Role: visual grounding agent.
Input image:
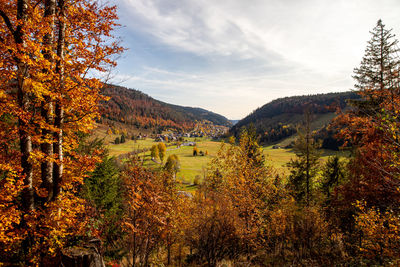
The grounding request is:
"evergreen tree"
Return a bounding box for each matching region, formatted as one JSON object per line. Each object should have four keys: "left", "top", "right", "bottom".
{"left": 287, "top": 110, "right": 320, "bottom": 206}
{"left": 321, "top": 156, "right": 345, "bottom": 201}
{"left": 115, "top": 137, "right": 120, "bottom": 144}
{"left": 120, "top": 134, "right": 126, "bottom": 143}
{"left": 352, "top": 19, "right": 400, "bottom": 113}
{"left": 84, "top": 156, "right": 124, "bottom": 258}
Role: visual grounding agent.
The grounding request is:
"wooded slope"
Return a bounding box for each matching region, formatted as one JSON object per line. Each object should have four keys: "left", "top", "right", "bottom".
{"left": 230, "top": 92, "right": 360, "bottom": 145}
{"left": 100, "top": 84, "right": 232, "bottom": 131}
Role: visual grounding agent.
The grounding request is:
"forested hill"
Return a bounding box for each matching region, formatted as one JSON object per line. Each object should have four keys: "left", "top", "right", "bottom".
{"left": 230, "top": 91, "right": 360, "bottom": 144}
{"left": 100, "top": 84, "right": 232, "bottom": 131}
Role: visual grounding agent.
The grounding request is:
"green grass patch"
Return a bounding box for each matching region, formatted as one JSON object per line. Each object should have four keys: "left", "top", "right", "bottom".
{"left": 104, "top": 133, "right": 349, "bottom": 187}
{"left": 137, "top": 139, "right": 223, "bottom": 184}
{"left": 107, "top": 138, "right": 157, "bottom": 157}
{"left": 263, "top": 145, "right": 350, "bottom": 175}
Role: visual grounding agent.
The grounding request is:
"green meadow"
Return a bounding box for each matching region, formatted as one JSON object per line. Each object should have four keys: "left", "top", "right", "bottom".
{"left": 106, "top": 137, "right": 348, "bottom": 187}
{"left": 107, "top": 138, "right": 156, "bottom": 157}
{"left": 136, "top": 140, "right": 223, "bottom": 184}
{"left": 263, "top": 145, "right": 349, "bottom": 176}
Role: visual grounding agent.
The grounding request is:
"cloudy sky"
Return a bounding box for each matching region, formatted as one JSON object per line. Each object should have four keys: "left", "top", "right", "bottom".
{"left": 109, "top": 0, "right": 400, "bottom": 119}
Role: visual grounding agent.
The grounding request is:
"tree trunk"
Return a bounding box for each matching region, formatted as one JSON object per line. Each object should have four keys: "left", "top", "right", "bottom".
{"left": 15, "top": 0, "right": 34, "bottom": 211}
{"left": 19, "top": 118, "right": 33, "bottom": 210}
{"left": 53, "top": 103, "right": 64, "bottom": 198}
{"left": 53, "top": 0, "right": 66, "bottom": 200}
{"left": 40, "top": 99, "right": 54, "bottom": 201}
{"left": 40, "top": 0, "right": 56, "bottom": 201}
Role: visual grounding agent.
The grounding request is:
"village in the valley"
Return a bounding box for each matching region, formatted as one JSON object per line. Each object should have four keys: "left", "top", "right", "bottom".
{"left": 154, "top": 120, "right": 229, "bottom": 143}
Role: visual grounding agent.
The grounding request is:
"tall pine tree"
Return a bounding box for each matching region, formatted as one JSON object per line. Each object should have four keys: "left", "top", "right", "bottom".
{"left": 352, "top": 19, "right": 400, "bottom": 114}
{"left": 287, "top": 109, "right": 320, "bottom": 206}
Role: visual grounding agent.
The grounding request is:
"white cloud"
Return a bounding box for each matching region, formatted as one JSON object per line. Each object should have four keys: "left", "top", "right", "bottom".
{"left": 119, "top": 0, "right": 400, "bottom": 67}
{"left": 112, "top": 65, "right": 352, "bottom": 119}
{"left": 111, "top": 0, "right": 400, "bottom": 118}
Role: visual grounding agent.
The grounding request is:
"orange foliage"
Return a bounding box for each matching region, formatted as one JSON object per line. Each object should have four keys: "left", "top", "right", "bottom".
{"left": 333, "top": 20, "right": 400, "bottom": 210}
{"left": 0, "top": 0, "right": 122, "bottom": 264}
{"left": 355, "top": 201, "right": 400, "bottom": 264}
{"left": 122, "top": 158, "right": 174, "bottom": 265}
{"left": 331, "top": 20, "right": 400, "bottom": 264}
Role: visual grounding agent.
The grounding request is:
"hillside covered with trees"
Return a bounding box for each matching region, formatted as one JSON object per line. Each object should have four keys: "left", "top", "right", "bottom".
{"left": 1, "top": 0, "right": 400, "bottom": 266}
{"left": 230, "top": 92, "right": 360, "bottom": 145}
{"left": 101, "top": 84, "right": 232, "bottom": 131}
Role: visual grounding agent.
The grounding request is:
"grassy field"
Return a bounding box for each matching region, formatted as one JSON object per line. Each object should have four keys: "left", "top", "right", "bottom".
{"left": 138, "top": 140, "right": 223, "bottom": 183}
{"left": 104, "top": 134, "right": 348, "bottom": 189}
{"left": 276, "top": 112, "right": 337, "bottom": 148}
{"left": 107, "top": 138, "right": 156, "bottom": 157}
{"left": 263, "top": 145, "right": 349, "bottom": 175}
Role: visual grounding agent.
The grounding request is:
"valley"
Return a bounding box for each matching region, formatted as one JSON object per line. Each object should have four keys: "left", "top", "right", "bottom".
{"left": 94, "top": 86, "right": 353, "bottom": 188}
{"left": 2, "top": 1, "right": 399, "bottom": 265}
{"left": 104, "top": 135, "right": 347, "bottom": 185}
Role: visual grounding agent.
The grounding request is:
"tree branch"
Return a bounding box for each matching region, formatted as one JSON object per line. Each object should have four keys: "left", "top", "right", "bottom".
{"left": 0, "top": 10, "right": 15, "bottom": 36}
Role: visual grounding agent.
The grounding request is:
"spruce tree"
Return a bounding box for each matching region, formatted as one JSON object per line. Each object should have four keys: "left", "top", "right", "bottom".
{"left": 321, "top": 156, "right": 345, "bottom": 201}
{"left": 287, "top": 109, "right": 320, "bottom": 206}
{"left": 84, "top": 156, "right": 124, "bottom": 257}
{"left": 352, "top": 19, "right": 400, "bottom": 113}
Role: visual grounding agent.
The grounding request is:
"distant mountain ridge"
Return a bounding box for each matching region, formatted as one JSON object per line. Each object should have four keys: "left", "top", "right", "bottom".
{"left": 100, "top": 84, "right": 232, "bottom": 131}
{"left": 230, "top": 91, "right": 360, "bottom": 146}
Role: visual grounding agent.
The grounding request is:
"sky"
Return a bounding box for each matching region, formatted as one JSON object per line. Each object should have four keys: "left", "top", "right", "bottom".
{"left": 108, "top": 0, "right": 400, "bottom": 120}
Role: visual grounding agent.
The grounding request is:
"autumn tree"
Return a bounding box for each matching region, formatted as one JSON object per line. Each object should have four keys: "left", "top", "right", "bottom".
{"left": 185, "top": 192, "right": 242, "bottom": 266}
{"left": 332, "top": 20, "right": 400, "bottom": 264}
{"left": 157, "top": 142, "right": 167, "bottom": 162}
{"left": 150, "top": 144, "right": 159, "bottom": 160}
{"left": 354, "top": 201, "right": 400, "bottom": 265}
{"left": 164, "top": 154, "right": 180, "bottom": 179}
{"left": 334, "top": 20, "right": 400, "bottom": 209}
{"left": 0, "top": 0, "right": 123, "bottom": 264}
{"left": 122, "top": 158, "right": 176, "bottom": 266}
{"left": 204, "top": 128, "right": 276, "bottom": 261}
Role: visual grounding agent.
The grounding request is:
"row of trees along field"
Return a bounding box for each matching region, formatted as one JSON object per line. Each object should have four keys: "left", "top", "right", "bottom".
{"left": 1, "top": 2, "right": 400, "bottom": 265}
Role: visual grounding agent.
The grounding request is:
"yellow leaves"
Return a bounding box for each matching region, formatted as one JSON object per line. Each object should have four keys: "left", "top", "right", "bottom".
{"left": 0, "top": 0, "right": 124, "bottom": 262}
{"left": 0, "top": 165, "right": 23, "bottom": 250}
{"left": 0, "top": 90, "right": 7, "bottom": 100}
{"left": 355, "top": 202, "right": 400, "bottom": 259}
